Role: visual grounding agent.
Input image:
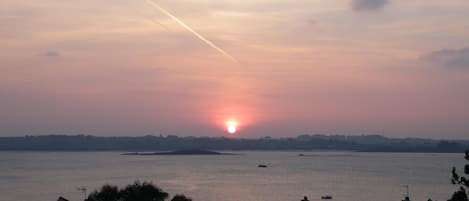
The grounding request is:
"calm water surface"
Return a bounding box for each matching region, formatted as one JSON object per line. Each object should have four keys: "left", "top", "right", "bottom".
{"left": 0, "top": 151, "right": 463, "bottom": 201}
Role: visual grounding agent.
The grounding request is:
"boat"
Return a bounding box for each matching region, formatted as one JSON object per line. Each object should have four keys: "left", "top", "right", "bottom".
{"left": 321, "top": 195, "right": 333, "bottom": 200}
{"left": 258, "top": 164, "right": 268, "bottom": 168}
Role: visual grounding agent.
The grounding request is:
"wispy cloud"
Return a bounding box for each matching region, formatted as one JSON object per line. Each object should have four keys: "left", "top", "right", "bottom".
{"left": 144, "top": 0, "right": 238, "bottom": 63}
{"left": 423, "top": 47, "right": 469, "bottom": 68}
{"left": 351, "top": 0, "right": 389, "bottom": 11}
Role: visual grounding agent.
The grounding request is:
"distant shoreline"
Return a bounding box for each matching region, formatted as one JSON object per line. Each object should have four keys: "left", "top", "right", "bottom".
{"left": 0, "top": 134, "right": 467, "bottom": 153}
{"left": 121, "top": 149, "right": 237, "bottom": 155}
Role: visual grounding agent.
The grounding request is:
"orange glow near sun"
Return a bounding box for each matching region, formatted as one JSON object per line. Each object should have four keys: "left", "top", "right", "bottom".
{"left": 226, "top": 120, "right": 238, "bottom": 134}
{"left": 214, "top": 106, "right": 257, "bottom": 135}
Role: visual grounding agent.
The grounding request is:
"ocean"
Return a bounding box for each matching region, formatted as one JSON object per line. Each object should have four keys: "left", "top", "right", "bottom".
{"left": 0, "top": 151, "right": 464, "bottom": 201}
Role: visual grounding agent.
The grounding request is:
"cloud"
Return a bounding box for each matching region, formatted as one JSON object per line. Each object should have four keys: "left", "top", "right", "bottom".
{"left": 351, "top": 0, "right": 389, "bottom": 11}
{"left": 423, "top": 47, "right": 469, "bottom": 68}
{"left": 42, "top": 51, "right": 60, "bottom": 57}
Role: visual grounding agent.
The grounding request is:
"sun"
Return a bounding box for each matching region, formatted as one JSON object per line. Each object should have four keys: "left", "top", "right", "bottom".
{"left": 227, "top": 125, "right": 237, "bottom": 134}
{"left": 226, "top": 120, "right": 238, "bottom": 134}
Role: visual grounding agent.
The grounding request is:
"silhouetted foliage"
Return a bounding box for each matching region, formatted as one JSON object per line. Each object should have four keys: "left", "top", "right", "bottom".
{"left": 171, "top": 194, "right": 192, "bottom": 201}
{"left": 84, "top": 181, "right": 187, "bottom": 201}
{"left": 86, "top": 185, "right": 119, "bottom": 201}
{"left": 449, "top": 187, "right": 468, "bottom": 201}
{"left": 120, "top": 181, "right": 168, "bottom": 201}
{"left": 448, "top": 151, "right": 469, "bottom": 201}
{"left": 57, "top": 197, "right": 69, "bottom": 201}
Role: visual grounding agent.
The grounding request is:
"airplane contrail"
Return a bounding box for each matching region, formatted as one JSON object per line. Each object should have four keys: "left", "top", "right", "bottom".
{"left": 144, "top": 0, "right": 238, "bottom": 63}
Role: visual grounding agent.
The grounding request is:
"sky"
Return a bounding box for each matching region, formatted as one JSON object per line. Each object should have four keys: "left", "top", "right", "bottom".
{"left": 1, "top": 0, "right": 469, "bottom": 139}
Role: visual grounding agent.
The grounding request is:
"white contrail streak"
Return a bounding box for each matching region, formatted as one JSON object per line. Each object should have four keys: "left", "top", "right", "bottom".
{"left": 145, "top": 0, "right": 238, "bottom": 63}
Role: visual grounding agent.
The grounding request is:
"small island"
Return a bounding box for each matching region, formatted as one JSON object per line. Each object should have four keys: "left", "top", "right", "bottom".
{"left": 121, "top": 149, "right": 235, "bottom": 155}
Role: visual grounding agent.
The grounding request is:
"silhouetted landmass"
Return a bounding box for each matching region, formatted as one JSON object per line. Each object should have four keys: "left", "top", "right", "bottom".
{"left": 122, "top": 149, "right": 234, "bottom": 155}
{"left": 0, "top": 134, "right": 468, "bottom": 153}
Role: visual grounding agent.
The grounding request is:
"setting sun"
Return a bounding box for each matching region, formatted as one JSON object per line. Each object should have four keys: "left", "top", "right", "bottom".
{"left": 226, "top": 120, "right": 238, "bottom": 134}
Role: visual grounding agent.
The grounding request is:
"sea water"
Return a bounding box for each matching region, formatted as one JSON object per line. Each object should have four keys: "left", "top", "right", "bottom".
{"left": 0, "top": 151, "right": 463, "bottom": 201}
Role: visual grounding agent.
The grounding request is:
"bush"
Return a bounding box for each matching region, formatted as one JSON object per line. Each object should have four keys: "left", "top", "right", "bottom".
{"left": 86, "top": 185, "right": 119, "bottom": 201}
{"left": 119, "top": 181, "right": 168, "bottom": 201}
{"left": 171, "top": 194, "right": 193, "bottom": 201}
{"left": 449, "top": 151, "right": 469, "bottom": 201}
{"left": 85, "top": 181, "right": 187, "bottom": 201}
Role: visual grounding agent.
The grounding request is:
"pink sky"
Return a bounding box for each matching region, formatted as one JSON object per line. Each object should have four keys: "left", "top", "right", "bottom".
{"left": 1, "top": 0, "right": 469, "bottom": 138}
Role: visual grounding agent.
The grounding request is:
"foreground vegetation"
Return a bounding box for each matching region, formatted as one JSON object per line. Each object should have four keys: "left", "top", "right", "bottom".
{"left": 448, "top": 151, "right": 469, "bottom": 201}
{"left": 85, "top": 181, "right": 191, "bottom": 201}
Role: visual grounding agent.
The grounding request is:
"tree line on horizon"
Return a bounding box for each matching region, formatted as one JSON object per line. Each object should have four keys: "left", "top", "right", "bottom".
{"left": 1, "top": 134, "right": 468, "bottom": 152}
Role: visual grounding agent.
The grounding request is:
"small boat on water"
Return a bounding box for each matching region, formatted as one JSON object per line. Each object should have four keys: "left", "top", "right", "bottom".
{"left": 321, "top": 195, "right": 333, "bottom": 200}
{"left": 258, "top": 164, "right": 268, "bottom": 168}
